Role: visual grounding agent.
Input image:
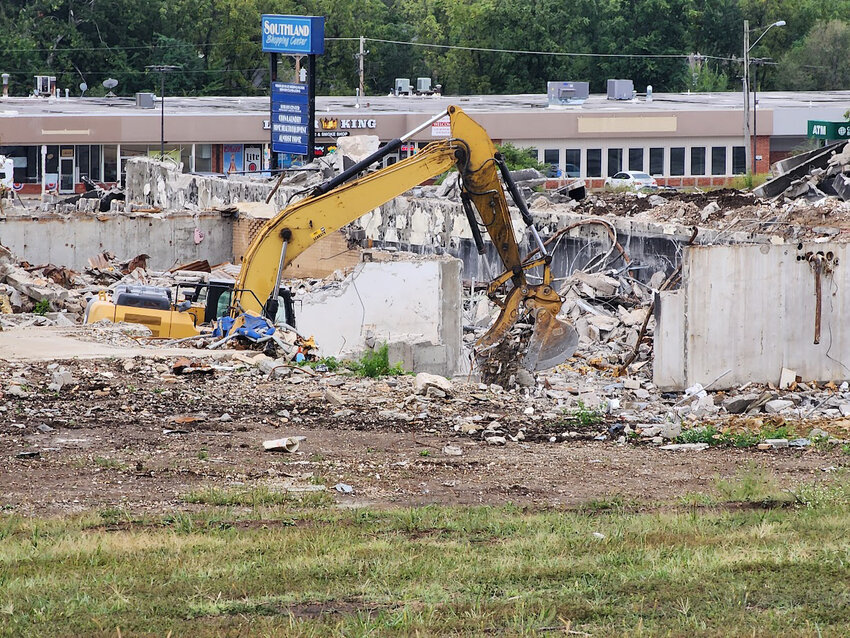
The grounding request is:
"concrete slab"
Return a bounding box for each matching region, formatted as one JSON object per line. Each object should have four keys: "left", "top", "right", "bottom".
{"left": 0, "top": 326, "right": 230, "bottom": 362}
{"left": 655, "top": 243, "right": 850, "bottom": 390}
{"left": 296, "top": 257, "right": 463, "bottom": 376}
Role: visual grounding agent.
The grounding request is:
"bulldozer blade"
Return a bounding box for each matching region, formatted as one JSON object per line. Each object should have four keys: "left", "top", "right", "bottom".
{"left": 522, "top": 309, "right": 578, "bottom": 371}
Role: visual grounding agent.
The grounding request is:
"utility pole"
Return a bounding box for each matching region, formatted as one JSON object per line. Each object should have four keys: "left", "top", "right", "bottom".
{"left": 743, "top": 20, "right": 751, "bottom": 177}
{"left": 357, "top": 36, "right": 367, "bottom": 98}
{"left": 145, "top": 64, "right": 182, "bottom": 161}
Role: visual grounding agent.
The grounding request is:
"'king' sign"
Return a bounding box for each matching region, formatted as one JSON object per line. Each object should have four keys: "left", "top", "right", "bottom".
{"left": 262, "top": 15, "right": 324, "bottom": 55}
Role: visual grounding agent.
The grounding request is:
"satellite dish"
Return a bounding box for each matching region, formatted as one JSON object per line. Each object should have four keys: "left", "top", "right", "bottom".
{"left": 79, "top": 82, "right": 88, "bottom": 97}
{"left": 102, "top": 78, "right": 118, "bottom": 97}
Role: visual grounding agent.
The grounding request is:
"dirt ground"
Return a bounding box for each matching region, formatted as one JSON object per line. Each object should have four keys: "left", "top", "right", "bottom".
{"left": 2, "top": 337, "right": 845, "bottom": 516}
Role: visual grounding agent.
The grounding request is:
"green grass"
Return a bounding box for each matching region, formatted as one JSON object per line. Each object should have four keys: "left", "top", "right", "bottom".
{"left": 345, "top": 343, "right": 405, "bottom": 378}
{"left": 182, "top": 485, "right": 332, "bottom": 508}
{"left": 729, "top": 172, "right": 770, "bottom": 190}
{"left": 677, "top": 423, "right": 801, "bottom": 448}
{"left": 555, "top": 400, "right": 605, "bottom": 429}
{"left": 5, "top": 490, "right": 850, "bottom": 636}
{"left": 715, "top": 464, "right": 792, "bottom": 505}
{"left": 32, "top": 299, "right": 50, "bottom": 316}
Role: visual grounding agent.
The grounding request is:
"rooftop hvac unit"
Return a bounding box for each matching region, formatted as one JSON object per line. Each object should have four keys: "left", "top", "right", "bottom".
{"left": 394, "top": 78, "right": 411, "bottom": 95}
{"left": 34, "top": 75, "right": 57, "bottom": 97}
{"left": 607, "top": 79, "right": 634, "bottom": 100}
{"left": 135, "top": 92, "right": 155, "bottom": 108}
{"left": 547, "top": 81, "right": 589, "bottom": 105}
{"left": 416, "top": 77, "right": 431, "bottom": 93}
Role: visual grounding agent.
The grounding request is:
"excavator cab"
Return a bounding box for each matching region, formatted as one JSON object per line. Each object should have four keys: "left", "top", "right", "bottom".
{"left": 84, "top": 284, "right": 203, "bottom": 338}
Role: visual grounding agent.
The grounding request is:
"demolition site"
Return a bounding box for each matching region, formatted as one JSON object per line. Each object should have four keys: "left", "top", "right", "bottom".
{"left": 3, "top": 103, "right": 850, "bottom": 516}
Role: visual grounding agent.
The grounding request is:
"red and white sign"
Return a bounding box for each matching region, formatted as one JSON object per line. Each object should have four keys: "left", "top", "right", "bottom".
{"left": 431, "top": 117, "right": 451, "bottom": 138}
{"left": 244, "top": 146, "right": 262, "bottom": 172}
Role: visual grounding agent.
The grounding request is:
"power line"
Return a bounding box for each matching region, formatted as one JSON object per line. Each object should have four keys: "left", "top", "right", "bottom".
{"left": 364, "top": 36, "right": 731, "bottom": 61}
{"left": 1, "top": 35, "right": 735, "bottom": 62}
{"left": 0, "top": 37, "right": 358, "bottom": 54}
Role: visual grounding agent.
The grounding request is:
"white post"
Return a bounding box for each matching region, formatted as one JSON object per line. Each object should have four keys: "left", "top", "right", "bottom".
{"left": 40, "top": 144, "right": 47, "bottom": 201}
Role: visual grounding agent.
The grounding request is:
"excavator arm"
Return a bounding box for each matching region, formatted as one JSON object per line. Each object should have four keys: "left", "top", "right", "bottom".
{"left": 233, "top": 105, "right": 577, "bottom": 370}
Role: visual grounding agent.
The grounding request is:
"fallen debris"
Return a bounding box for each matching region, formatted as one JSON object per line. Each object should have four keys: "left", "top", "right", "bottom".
{"left": 263, "top": 436, "right": 305, "bottom": 453}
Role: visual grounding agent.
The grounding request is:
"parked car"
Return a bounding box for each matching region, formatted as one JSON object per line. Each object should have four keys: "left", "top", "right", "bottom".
{"left": 545, "top": 163, "right": 582, "bottom": 178}
{"left": 604, "top": 171, "right": 658, "bottom": 190}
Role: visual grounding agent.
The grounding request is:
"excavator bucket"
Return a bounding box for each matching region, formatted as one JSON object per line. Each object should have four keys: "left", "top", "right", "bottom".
{"left": 521, "top": 308, "right": 579, "bottom": 371}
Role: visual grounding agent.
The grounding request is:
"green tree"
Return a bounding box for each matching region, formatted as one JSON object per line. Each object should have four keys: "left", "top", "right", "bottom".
{"left": 778, "top": 19, "right": 850, "bottom": 90}
{"left": 496, "top": 143, "right": 547, "bottom": 171}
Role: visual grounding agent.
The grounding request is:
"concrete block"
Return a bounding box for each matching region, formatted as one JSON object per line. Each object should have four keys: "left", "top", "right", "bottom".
{"left": 779, "top": 367, "right": 796, "bottom": 390}
{"left": 765, "top": 399, "right": 794, "bottom": 414}
{"left": 723, "top": 394, "right": 758, "bottom": 414}
{"left": 834, "top": 173, "right": 850, "bottom": 201}
{"left": 298, "top": 257, "right": 463, "bottom": 377}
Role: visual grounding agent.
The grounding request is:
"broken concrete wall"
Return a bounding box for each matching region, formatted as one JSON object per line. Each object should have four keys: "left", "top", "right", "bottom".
{"left": 352, "top": 197, "right": 760, "bottom": 283}
{"left": 0, "top": 212, "right": 233, "bottom": 271}
{"left": 123, "top": 157, "right": 310, "bottom": 212}
{"left": 296, "top": 257, "right": 463, "bottom": 377}
{"left": 655, "top": 243, "right": 850, "bottom": 390}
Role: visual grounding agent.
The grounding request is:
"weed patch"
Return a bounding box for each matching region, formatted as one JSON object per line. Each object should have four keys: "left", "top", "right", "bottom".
{"left": 715, "top": 463, "right": 792, "bottom": 505}
{"left": 677, "top": 423, "right": 799, "bottom": 448}
{"left": 344, "top": 343, "right": 405, "bottom": 377}
{"left": 557, "top": 400, "right": 604, "bottom": 429}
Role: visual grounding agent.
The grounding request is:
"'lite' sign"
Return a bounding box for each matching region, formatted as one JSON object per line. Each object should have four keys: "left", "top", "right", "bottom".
{"left": 262, "top": 15, "right": 324, "bottom": 55}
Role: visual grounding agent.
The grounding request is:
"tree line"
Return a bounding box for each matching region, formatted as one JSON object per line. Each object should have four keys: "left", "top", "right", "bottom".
{"left": 1, "top": 0, "right": 849, "bottom": 98}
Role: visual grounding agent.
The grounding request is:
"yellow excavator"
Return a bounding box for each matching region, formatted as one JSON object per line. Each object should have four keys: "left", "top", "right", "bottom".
{"left": 86, "top": 106, "right": 578, "bottom": 370}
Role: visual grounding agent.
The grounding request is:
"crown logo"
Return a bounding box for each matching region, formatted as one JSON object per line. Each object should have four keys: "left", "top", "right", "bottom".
{"left": 320, "top": 117, "right": 338, "bottom": 130}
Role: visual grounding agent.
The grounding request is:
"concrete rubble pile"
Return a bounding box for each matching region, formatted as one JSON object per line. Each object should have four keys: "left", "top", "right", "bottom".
{"left": 0, "top": 243, "right": 88, "bottom": 326}
{"left": 755, "top": 141, "right": 850, "bottom": 204}
{"left": 4, "top": 348, "right": 848, "bottom": 460}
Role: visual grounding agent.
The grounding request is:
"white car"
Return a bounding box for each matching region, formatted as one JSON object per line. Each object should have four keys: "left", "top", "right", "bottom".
{"left": 604, "top": 171, "right": 658, "bottom": 190}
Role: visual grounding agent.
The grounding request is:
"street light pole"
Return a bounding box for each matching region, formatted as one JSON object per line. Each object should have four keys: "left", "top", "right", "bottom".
{"left": 743, "top": 20, "right": 785, "bottom": 175}
{"left": 743, "top": 21, "right": 751, "bottom": 177}
{"left": 145, "top": 64, "right": 182, "bottom": 161}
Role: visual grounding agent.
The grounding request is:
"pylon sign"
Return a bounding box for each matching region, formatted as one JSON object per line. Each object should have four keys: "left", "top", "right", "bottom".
{"left": 271, "top": 82, "right": 310, "bottom": 155}
{"left": 262, "top": 15, "right": 324, "bottom": 55}
{"left": 263, "top": 15, "right": 324, "bottom": 158}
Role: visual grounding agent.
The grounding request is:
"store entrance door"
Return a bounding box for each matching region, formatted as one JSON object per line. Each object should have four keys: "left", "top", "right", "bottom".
{"left": 59, "top": 146, "right": 75, "bottom": 193}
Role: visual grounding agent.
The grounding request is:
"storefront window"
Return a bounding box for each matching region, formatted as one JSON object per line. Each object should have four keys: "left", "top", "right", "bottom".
{"left": 628, "top": 148, "right": 644, "bottom": 172}
{"left": 587, "top": 149, "right": 602, "bottom": 177}
{"left": 712, "top": 146, "right": 726, "bottom": 175}
{"left": 607, "top": 148, "right": 622, "bottom": 177}
{"left": 195, "top": 144, "right": 212, "bottom": 172}
{"left": 0, "top": 146, "right": 38, "bottom": 182}
{"left": 690, "top": 147, "right": 706, "bottom": 175}
{"left": 103, "top": 145, "right": 118, "bottom": 182}
{"left": 543, "top": 148, "right": 560, "bottom": 177}
{"left": 565, "top": 149, "right": 581, "bottom": 177}
{"left": 649, "top": 148, "right": 664, "bottom": 175}
{"left": 732, "top": 146, "right": 746, "bottom": 174}
{"left": 670, "top": 147, "right": 685, "bottom": 176}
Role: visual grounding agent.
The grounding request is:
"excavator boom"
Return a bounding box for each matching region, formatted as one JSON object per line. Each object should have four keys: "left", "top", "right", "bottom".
{"left": 233, "top": 105, "right": 577, "bottom": 370}
{"left": 88, "top": 106, "right": 577, "bottom": 369}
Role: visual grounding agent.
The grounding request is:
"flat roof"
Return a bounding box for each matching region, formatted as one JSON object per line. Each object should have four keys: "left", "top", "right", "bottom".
{"left": 2, "top": 90, "right": 850, "bottom": 118}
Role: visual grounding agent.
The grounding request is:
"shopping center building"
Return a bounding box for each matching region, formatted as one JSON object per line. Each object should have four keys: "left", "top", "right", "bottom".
{"left": 1, "top": 87, "right": 848, "bottom": 194}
